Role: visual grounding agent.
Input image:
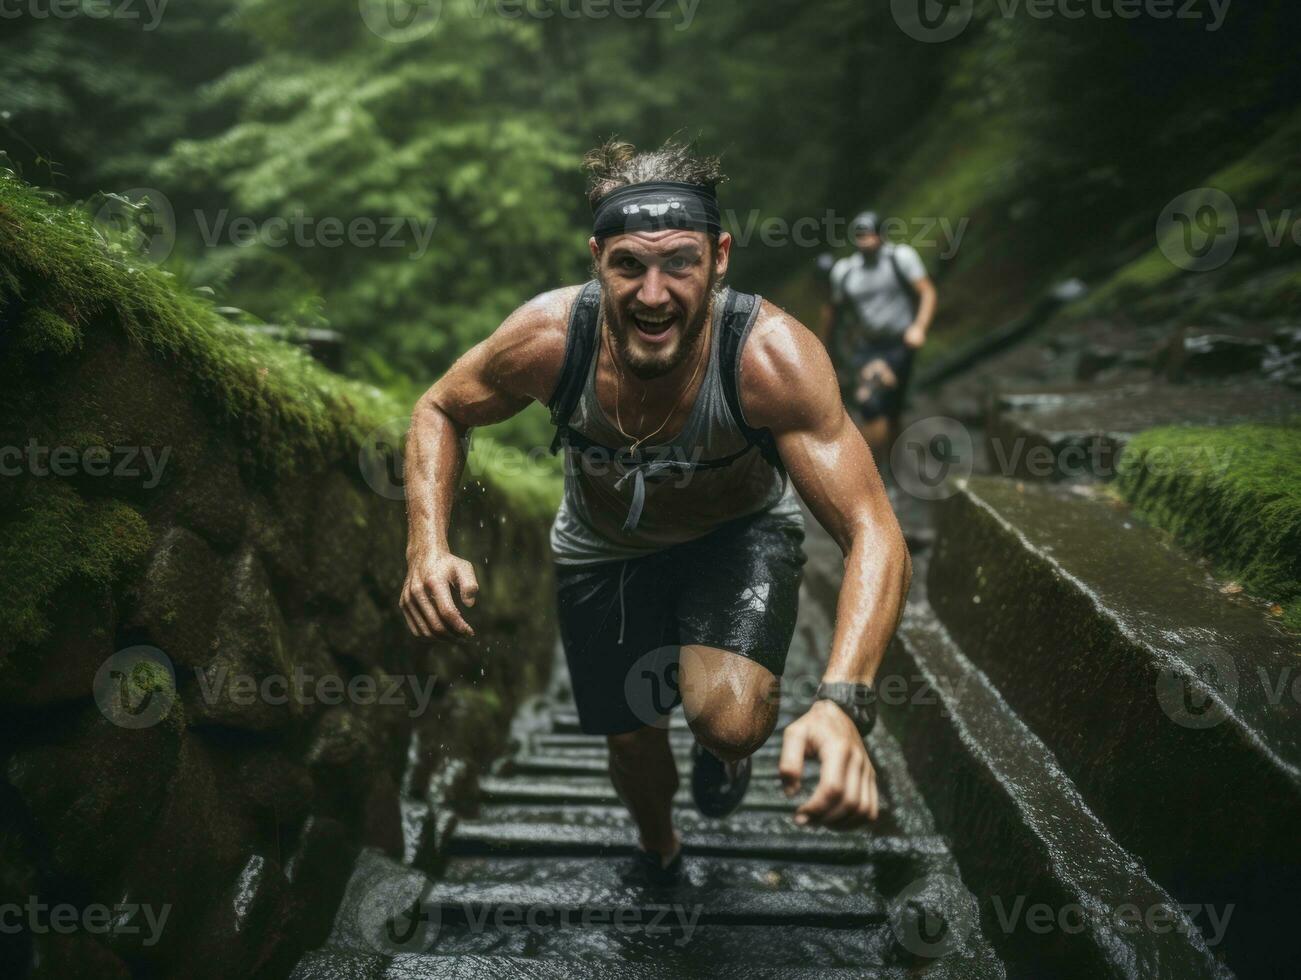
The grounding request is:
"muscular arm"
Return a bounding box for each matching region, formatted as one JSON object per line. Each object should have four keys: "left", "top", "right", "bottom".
{"left": 742, "top": 302, "right": 912, "bottom": 827}
{"left": 400, "top": 288, "right": 574, "bottom": 639}
{"left": 904, "top": 276, "right": 938, "bottom": 349}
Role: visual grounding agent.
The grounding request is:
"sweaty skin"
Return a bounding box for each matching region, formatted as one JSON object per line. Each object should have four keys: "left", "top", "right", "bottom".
{"left": 402, "top": 228, "right": 911, "bottom": 831}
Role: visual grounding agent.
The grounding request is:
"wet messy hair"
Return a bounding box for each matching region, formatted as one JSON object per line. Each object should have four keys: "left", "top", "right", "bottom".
{"left": 583, "top": 137, "right": 727, "bottom": 211}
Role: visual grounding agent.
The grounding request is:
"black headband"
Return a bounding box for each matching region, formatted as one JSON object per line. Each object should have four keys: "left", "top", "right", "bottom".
{"left": 592, "top": 181, "right": 722, "bottom": 240}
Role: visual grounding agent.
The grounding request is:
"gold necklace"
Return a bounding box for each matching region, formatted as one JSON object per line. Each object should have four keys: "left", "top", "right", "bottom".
{"left": 603, "top": 308, "right": 712, "bottom": 455}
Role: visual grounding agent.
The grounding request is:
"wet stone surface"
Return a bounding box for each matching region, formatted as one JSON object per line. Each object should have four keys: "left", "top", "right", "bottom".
{"left": 292, "top": 513, "right": 1004, "bottom": 978}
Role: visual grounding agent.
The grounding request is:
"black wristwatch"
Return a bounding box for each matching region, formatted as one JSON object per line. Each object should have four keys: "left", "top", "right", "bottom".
{"left": 815, "top": 682, "right": 878, "bottom": 737}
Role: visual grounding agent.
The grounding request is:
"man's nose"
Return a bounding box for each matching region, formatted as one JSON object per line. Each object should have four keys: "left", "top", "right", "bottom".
{"left": 636, "top": 268, "right": 670, "bottom": 309}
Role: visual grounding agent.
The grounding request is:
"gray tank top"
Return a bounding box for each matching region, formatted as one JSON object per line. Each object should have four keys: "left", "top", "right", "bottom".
{"left": 550, "top": 291, "right": 802, "bottom": 565}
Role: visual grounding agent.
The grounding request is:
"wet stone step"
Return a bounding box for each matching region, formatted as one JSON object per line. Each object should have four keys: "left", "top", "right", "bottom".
{"left": 289, "top": 948, "right": 983, "bottom": 979}
{"left": 448, "top": 817, "right": 945, "bottom": 865}
{"left": 880, "top": 606, "right": 1235, "bottom": 979}
{"left": 529, "top": 732, "right": 789, "bottom": 761}
{"left": 424, "top": 921, "right": 901, "bottom": 970}
{"left": 479, "top": 776, "right": 802, "bottom": 812}
{"left": 317, "top": 850, "right": 982, "bottom": 974}
{"left": 468, "top": 804, "right": 900, "bottom": 841}
{"left": 546, "top": 710, "right": 801, "bottom": 736}
{"left": 439, "top": 854, "right": 885, "bottom": 900}
{"left": 929, "top": 475, "right": 1300, "bottom": 975}
{"left": 498, "top": 753, "right": 815, "bottom": 780}
{"left": 289, "top": 948, "right": 969, "bottom": 979}
{"left": 985, "top": 380, "right": 1300, "bottom": 481}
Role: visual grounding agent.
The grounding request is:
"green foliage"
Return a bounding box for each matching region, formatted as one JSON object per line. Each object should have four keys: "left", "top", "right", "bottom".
{"left": 1117, "top": 425, "right": 1301, "bottom": 630}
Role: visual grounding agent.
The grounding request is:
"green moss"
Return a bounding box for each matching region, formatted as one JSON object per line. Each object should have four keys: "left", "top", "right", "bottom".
{"left": 1117, "top": 425, "right": 1301, "bottom": 629}
{"left": 0, "top": 481, "right": 153, "bottom": 648}
{"left": 0, "top": 171, "right": 561, "bottom": 497}
{"left": 17, "top": 308, "right": 82, "bottom": 355}
{"left": 0, "top": 172, "right": 561, "bottom": 646}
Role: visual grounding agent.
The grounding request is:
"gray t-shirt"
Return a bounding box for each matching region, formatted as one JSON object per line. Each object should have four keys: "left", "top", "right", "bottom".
{"left": 830, "top": 243, "right": 927, "bottom": 337}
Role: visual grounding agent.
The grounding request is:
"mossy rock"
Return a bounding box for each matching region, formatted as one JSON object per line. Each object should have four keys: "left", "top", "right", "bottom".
{"left": 304, "top": 469, "right": 371, "bottom": 609}
{"left": 102, "top": 731, "right": 250, "bottom": 968}
{"left": 122, "top": 526, "right": 224, "bottom": 670}
{"left": 0, "top": 580, "right": 114, "bottom": 708}
{"left": 0, "top": 480, "right": 152, "bottom": 651}
{"left": 5, "top": 699, "right": 184, "bottom": 886}
{"left": 323, "top": 591, "right": 385, "bottom": 667}
{"left": 185, "top": 547, "right": 298, "bottom": 732}
{"left": 147, "top": 437, "right": 251, "bottom": 552}
{"left": 183, "top": 853, "right": 301, "bottom": 980}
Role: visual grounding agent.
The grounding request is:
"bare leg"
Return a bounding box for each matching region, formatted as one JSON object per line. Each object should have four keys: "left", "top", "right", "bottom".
{"left": 679, "top": 645, "right": 780, "bottom": 763}
{"left": 608, "top": 725, "right": 680, "bottom": 859}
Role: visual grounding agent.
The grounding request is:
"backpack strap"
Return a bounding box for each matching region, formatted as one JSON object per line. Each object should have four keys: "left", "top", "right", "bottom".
{"left": 547, "top": 280, "right": 602, "bottom": 455}
{"left": 718, "top": 289, "right": 785, "bottom": 475}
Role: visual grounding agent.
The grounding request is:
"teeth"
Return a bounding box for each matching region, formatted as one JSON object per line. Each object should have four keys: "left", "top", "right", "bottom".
{"left": 636, "top": 313, "right": 673, "bottom": 323}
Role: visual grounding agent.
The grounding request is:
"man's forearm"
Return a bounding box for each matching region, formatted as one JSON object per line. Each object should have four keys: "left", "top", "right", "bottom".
{"left": 821, "top": 523, "right": 911, "bottom": 687}
{"left": 404, "top": 396, "right": 469, "bottom": 557}
{"left": 910, "top": 284, "right": 937, "bottom": 337}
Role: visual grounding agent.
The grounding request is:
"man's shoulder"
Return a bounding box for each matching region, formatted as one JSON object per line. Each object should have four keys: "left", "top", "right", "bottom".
{"left": 888, "top": 242, "right": 926, "bottom": 276}
{"left": 487, "top": 284, "right": 588, "bottom": 401}
{"left": 830, "top": 254, "right": 859, "bottom": 280}
{"left": 737, "top": 299, "right": 837, "bottom": 430}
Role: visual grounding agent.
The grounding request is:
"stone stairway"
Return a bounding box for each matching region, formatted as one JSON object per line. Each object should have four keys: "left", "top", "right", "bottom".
{"left": 289, "top": 429, "right": 1294, "bottom": 978}
{"left": 290, "top": 518, "right": 1007, "bottom": 978}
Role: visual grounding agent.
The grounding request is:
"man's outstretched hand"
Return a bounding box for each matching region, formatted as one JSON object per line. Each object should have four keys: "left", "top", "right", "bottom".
{"left": 779, "top": 699, "right": 879, "bottom": 830}
{"left": 400, "top": 551, "right": 479, "bottom": 639}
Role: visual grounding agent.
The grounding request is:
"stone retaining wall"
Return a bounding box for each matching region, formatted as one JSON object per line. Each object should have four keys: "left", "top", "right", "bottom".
{"left": 0, "top": 309, "right": 556, "bottom": 978}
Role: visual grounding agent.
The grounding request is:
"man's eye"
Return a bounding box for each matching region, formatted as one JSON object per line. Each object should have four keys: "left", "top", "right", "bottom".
{"left": 667, "top": 257, "right": 690, "bottom": 271}
{"left": 617, "top": 257, "right": 641, "bottom": 271}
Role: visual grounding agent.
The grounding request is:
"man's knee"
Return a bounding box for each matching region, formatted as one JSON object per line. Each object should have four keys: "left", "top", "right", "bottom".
{"left": 687, "top": 703, "right": 777, "bottom": 763}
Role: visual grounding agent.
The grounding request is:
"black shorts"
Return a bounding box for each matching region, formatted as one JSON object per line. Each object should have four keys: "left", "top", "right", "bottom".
{"left": 853, "top": 340, "right": 915, "bottom": 421}
{"left": 554, "top": 507, "right": 806, "bottom": 736}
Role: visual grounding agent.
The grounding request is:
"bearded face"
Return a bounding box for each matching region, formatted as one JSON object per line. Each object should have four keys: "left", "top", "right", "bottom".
{"left": 592, "top": 228, "right": 730, "bottom": 380}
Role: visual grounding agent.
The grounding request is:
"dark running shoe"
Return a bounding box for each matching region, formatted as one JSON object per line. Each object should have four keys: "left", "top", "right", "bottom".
{"left": 619, "top": 842, "right": 684, "bottom": 890}
{"left": 691, "top": 740, "right": 751, "bottom": 818}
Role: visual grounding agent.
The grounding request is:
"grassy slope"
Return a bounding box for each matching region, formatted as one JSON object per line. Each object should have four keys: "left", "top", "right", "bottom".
{"left": 0, "top": 172, "right": 558, "bottom": 647}
{"left": 1116, "top": 425, "right": 1301, "bottom": 630}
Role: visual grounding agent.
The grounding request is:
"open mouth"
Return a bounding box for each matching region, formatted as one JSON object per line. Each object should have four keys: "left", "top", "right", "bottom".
{"left": 632, "top": 311, "right": 677, "bottom": 343}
